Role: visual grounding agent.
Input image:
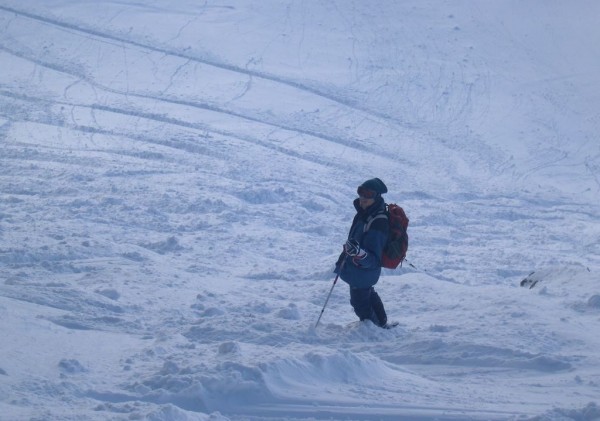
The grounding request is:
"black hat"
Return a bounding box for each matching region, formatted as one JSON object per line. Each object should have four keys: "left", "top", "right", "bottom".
{"left": 358, "top": 178, "right": 388, "bottom": 195}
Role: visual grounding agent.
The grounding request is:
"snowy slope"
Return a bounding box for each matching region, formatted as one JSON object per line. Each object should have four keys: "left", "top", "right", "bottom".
{"left": 1, "top": 1, "right": 600, "bottom": 420}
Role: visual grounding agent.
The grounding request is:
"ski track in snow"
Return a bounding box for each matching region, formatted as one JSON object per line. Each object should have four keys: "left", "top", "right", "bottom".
{"left": 1, "top": 1, "right": 600, "bottom": 420}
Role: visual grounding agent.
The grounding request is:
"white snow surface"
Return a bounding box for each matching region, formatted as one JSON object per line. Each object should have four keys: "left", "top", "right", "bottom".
{"left": 1, "top": 1, "right": 600, "bottom": 420}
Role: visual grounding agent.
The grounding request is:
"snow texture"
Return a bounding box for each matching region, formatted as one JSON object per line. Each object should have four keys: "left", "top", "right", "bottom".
{"left": 1, "top": 1, "right": 600, "bottom": 420}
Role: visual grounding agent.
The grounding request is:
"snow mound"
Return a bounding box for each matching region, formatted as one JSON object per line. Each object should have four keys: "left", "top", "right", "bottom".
{"left": 263, "top": 350, "right": 435, "bottom": 403}
{"left": 267, "top": 350, "right": 400, "bottom": 385}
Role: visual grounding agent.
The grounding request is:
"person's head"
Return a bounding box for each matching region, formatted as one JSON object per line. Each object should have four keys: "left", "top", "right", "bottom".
{"left": 357, "top": 178, "right": 387, "bottom": 209}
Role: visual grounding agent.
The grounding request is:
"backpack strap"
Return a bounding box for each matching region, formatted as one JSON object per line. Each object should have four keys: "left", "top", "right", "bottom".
{"left": 364, "top": 211, "right": 388, "bottom": 233}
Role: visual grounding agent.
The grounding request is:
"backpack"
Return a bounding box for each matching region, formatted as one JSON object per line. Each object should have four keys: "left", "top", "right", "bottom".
{"left": 365, "top": 203, "right": 409, "bottom": 269}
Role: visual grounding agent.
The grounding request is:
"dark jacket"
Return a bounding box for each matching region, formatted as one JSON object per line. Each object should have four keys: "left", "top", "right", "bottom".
{"left": 335, "top": 197, "right": 389, "bottom": 288}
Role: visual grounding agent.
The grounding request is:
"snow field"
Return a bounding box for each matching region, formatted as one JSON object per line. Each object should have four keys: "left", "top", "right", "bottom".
{"left": 1, "top": 1, "right": 600, "bottom": 420}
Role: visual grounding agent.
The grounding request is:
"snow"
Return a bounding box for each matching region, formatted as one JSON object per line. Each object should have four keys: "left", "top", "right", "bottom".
{"left": 1, "top": 1, "right": 600, "bottom": 420}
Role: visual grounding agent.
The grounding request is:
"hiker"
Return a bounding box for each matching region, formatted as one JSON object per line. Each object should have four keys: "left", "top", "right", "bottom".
{"left": 335, "top": 177, "right": 391, "bottom": 328}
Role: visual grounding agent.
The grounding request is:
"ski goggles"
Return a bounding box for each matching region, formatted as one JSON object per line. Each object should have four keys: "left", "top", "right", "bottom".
{"left": 357, "top": 186, "right": 378, "bottom": 199}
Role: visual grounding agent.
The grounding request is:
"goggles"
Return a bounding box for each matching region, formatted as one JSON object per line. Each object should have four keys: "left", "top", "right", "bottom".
{"left": 357, "top": 186, "right": 378, "bottom": 199}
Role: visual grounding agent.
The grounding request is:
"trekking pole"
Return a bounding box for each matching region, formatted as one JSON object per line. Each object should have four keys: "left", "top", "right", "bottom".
{"left": 314, "top": 260, "right": 346, "bottom": 328}
{"left": 403, "top": 258, "right": 457, "bottom": 284}
{"left": 404, "top": 258, "right": 420, "bottom": 271}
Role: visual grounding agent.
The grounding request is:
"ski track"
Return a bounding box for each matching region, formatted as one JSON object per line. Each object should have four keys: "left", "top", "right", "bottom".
{"left": 0, "top": 1, "right": 509, "bottom": 186}
{"left": 0, "top": 44, "right": 410, "bottom": 172}
{"left": 0, "top": 4, "right": 411, "bottom": 131}
{"left": 7, "top": 1, "right": 587, "bottom": 200}
{"left": 0, "top": 42, "right": 381, "bottom": 160}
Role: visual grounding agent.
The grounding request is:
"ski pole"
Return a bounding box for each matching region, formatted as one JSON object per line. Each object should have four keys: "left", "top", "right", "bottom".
{"left": 403, "top": 258, "right": 457, "bottom": 284}
{"left": 314, "top": 259, "right": 346, "bottom": 328}
{"left": 404, "top": 258, "right": 420, "bottom": 271}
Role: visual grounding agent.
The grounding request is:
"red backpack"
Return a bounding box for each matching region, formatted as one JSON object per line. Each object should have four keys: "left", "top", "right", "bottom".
{"left": 365, "top": 203, "right": 409, "bottom": 269}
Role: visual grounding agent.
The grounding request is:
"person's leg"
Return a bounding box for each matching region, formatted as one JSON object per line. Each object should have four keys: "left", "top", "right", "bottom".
{"left": 349, "top": 287, "right": 381, "bottom": 325}
{"left": 370, "top": 289, "right": 387, "bottom": 327}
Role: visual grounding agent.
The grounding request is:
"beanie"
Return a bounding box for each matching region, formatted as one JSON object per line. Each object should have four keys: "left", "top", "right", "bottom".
{"left": 359, "top": 178, "right": 388, "bottom": 195}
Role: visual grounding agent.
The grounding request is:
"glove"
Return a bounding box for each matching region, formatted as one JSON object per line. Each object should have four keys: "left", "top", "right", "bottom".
{"left": 344, "top": 239, "right": 366, "bottom": 259}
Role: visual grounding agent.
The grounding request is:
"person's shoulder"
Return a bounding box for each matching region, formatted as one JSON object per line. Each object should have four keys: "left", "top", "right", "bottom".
{"left": 367, "top": 211, "right": 388, "bottom": 232}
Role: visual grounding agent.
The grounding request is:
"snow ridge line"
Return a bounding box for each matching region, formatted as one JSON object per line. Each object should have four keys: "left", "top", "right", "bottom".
{"left": 0, "top": 4, "right": 407, "bottom": 129}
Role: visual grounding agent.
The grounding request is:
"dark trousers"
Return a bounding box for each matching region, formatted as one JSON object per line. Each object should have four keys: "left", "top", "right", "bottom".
{"left": 349, "top": 286, "right": 387, "bottom": 327}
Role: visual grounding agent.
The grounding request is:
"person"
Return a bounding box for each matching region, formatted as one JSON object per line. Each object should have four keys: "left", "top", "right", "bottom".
{"left": 334, "top": 177, "right": 392, "bottom": 328}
